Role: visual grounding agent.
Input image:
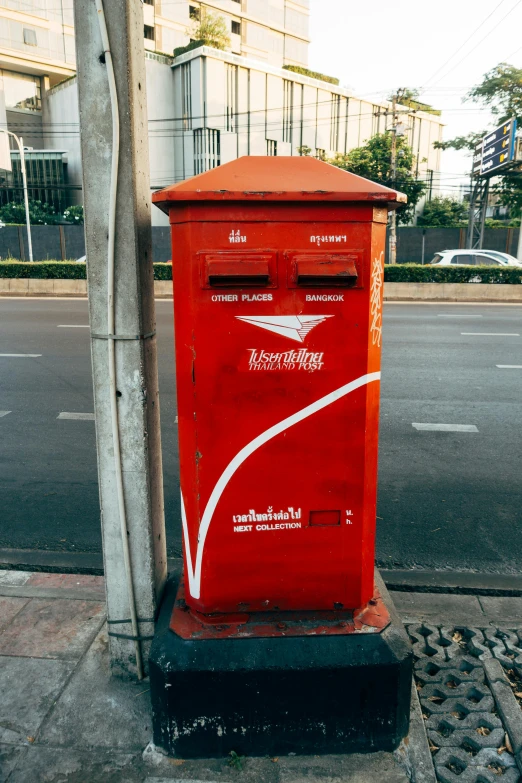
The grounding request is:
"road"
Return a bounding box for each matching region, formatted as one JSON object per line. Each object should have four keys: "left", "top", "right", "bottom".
{"left": 1, "top": 298, "right": 521, "bottom": 576}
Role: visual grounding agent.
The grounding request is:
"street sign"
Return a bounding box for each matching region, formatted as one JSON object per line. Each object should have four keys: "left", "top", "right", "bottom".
{"left": 476, "top": 119, "right": 517, "bottom": 177}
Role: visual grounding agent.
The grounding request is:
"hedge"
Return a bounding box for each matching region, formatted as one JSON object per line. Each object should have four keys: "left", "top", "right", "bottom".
{"left": 384, "top": 263, "right": 522, "bottom": 284}
{"left": 1, "top": 261, "right": 521, "bottom": 285}
{"left": 0, "top": 261, "right": 174, "bottom": 280}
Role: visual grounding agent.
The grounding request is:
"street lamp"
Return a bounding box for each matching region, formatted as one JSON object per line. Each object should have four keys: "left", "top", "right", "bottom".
{"left": 0, "top": 129, "right": 33, "bottom": 262}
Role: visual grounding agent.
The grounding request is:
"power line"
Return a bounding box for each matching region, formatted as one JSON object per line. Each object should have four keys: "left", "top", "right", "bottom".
{"left": 427, "top": 0, "right": 522, "bottom": 89}
{"left": 420, "top": 0, "right": 511, "bottom": 90}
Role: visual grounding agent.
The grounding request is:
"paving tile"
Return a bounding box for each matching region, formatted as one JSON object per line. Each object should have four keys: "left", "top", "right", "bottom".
{"left": 479, "top": 596, "right": 522, "bottom": 625}
{"left": 39, "top": 627, "right": 152, "bottom": 751}
{"left": 24, "top": 573, "right": 105, "bottom": 597}
{"left": 0, "top": 571, "right": 31, "bottom": 586}
{"left": 0, "top": 743, "right": 27, "bottom": 781}
{"left": 0, "top": 598, "right": 105, "bottom": 660}
{"left": 5, "top": 745, "right": 142, "bottom": 783}
{"left": 0, "top": 657, "right": 75, "bottom": 744}
{"left": 0, "top": 597, "right": 29, "bottom": 633}
{"left": 390, "top": 591, "right": 486, "bottom": 625}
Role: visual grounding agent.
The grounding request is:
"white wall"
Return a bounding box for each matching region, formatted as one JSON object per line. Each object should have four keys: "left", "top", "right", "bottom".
{"left": 42, "top": 76, "right": 82, "bottom": 205}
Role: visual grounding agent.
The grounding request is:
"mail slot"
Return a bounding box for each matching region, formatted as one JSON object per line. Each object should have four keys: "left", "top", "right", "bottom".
{"left": 152, "top": 156, "right": 405, "bottom": 618}
{"left": 288, "top": 253, "right": 360, "bottom": 288}
{"left": 202, "top": 252, "right": 276, "bottom": 288}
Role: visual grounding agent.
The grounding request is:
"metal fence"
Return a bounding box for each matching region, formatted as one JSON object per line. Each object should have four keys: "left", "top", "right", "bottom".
{"left": 1, "top": 224, "right": 519, "bottom": 265}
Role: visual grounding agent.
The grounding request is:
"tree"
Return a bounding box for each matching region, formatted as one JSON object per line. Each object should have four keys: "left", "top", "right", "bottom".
{"left": 417, "top": 197, "right": 467, "bottom": 227}
{"left": 0, "top": 199, "right": 60, "bottom": 225}
{"left": 329, "top": 133, "right": 426, "bottom": 224}
{"left": 190, "top": 11, "right": 230, "bottom": 51}
{"left": 467, "top": 64, "right": 522, "bottom": 123}
{"left": 63, "top": 205, "right": 84, "bottom": 225}
{"left": 434, "top": 64, "right": 522, "bottom": 217}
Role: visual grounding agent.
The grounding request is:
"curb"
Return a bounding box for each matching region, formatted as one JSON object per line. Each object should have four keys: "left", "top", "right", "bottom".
{"left": 1, "top": 279, "right": 522, "bottom": 302}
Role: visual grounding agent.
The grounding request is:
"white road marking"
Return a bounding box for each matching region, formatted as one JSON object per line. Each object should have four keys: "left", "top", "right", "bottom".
{"left": 57, "top": 412, "right": 95, "bottom": 421}
{"left": 461, "top": 333, "right": 520, "bottom": 337}
{"left": 57, "top": 324, "right": 89, "bottom": 328}
{"left": 0, "top": 411, "right": 11, "bottom": 417}
{"left": 0, "top": 353, "right": 42, "bottom": 357}
{"left": 496, "top": 365, "right": 522, "bottom": 369}
{"left": 412, "top": 423, "right": 478, "bottom": 433}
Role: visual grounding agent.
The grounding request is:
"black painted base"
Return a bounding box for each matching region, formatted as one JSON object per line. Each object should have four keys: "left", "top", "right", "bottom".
{"left": 149, "top": 571, "right": 412, "bottom": 758}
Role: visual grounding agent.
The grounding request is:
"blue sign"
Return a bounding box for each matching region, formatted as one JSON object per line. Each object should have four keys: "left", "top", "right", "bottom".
{"left": 478, "top": 119, "right": 517, "bottom": 176}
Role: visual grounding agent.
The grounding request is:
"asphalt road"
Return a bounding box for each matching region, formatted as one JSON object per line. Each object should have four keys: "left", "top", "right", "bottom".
{"left": 1, "top": 298, "right": 521, "bottom": 575}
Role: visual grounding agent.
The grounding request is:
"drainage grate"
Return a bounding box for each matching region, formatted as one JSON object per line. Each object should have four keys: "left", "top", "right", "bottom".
{"left": 408, "top": 624, "right": 522, "bottom": 783}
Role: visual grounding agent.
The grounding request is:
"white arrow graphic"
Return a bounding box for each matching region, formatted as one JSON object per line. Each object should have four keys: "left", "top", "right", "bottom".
{"left": 181, "top": 372, "right": 381, "bottom": 599}
{"left": 236, "top": 315, "right": 333, "bottom": 343}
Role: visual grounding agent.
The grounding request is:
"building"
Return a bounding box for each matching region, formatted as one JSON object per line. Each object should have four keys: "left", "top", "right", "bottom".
{"left": 0, "top": 1, "right": 443, "bottom": 227}
{"left": 148, "top": 0, "right": 311, "bottom": 69}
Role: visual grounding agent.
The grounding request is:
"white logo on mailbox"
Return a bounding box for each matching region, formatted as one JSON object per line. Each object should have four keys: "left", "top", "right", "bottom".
{"left": 236, "top": 315, "right": 332, "bottom": 344}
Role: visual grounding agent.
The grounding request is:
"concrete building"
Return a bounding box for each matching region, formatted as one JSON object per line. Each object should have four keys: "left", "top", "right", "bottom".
{"left": 0, "top": 2, "right": 443, "bottom": 226}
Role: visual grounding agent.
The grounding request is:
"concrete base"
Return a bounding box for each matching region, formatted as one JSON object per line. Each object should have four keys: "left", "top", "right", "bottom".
{"left": 149, "top": 571, "right": 413, "bottom": 759}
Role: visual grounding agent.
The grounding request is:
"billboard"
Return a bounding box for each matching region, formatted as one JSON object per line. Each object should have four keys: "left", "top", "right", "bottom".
{"left": 474, "top": 119, "right": 517, "bottom": 177}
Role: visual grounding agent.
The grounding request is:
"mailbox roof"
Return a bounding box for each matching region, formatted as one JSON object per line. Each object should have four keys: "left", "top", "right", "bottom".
{"left": 152, "top": 156, "right": 406, "bottom": 212}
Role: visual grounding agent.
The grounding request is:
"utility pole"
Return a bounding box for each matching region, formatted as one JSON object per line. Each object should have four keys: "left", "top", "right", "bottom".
{"left": 517, "top": 207, "right": 522, "bottom": 262}
{"left": 74, "top": 0, "right": 167, "bottom": 679}
{"left": 388, "top": 92, "right": 403, "bottom": 265}
{"left": 0, "top": 130, "right": 33, "bottom": 262}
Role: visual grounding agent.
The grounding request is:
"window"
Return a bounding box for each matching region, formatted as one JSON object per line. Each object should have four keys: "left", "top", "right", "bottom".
{"left": 267, "top": 140, "right": 277, "bottom": 156}
{"left": 144, "top": 24, "right": 155, "bottom": 40}
{"left": 143, "top": 0, "right": 154, "bottom": 4}
{"left": 2, "top": 71, "right": 41, "bottom": 111}
{"left": 180, "top": 63, "right": 192, "bottom": 130}
{"left": 23, "top": 28, "right": 37, "bottom": 46}
{"left": 194, "top": 129, "right": 220, "bottom": 174}
{"left": 189, "top": 5, "right": 200, "bottom": 20}
{"left": 475, "top": 254, "right": 502, "bottom": 266}
{"left": 225, "top": 63, "right": 238, "bottom": 132}
{"left": 231, "top": 20, "right": 241, "bottom": 35}
{"left": 330, "top": 94, "right": 341, "bottom": 151}
{"left": 283, "top": 79, "right": 293, "bottom": 144}
{"left": 450, "top": 254, "right": 473, "bottom": 265}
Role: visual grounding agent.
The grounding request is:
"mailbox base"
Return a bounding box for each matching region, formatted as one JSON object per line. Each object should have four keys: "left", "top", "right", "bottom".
{"left": 150, "top": 569, "right": 412, "bottom": 759}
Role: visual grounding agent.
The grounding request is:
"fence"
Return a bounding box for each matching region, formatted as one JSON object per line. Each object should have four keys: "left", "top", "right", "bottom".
{"left": 0, "top": 225, "right": 172, "bottom": 263}
{"left": 1, "top": 224, "right": 519, "bottom": 265}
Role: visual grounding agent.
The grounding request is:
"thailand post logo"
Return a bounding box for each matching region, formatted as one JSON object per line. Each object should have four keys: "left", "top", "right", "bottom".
{"left": 236, "top": 315, "right": 332, "bottom": 372}
{"left": 235, "top": 315, "right": 332, "bottom": 344}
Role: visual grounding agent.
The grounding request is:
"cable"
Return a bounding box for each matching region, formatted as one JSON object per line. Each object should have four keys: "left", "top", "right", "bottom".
{"left": 95, "top": 0, "right": 144, "bottom": 682}
{"left": 427, "top": 0, "right": 522, "bottom": 89}
{"left": 420, "top": 0, "right": 510, "bottom": 89}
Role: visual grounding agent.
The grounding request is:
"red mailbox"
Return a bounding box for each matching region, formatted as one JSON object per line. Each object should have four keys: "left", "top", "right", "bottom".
{"left": 153, "top": 156, "right": 404, "bottom": 623}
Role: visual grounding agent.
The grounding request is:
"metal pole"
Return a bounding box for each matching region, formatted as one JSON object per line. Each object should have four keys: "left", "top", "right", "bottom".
{"left": 517, "top": 209, "right": 522, "bottom": 261}
{"left": 18, "top": 137, "right": 33, "bottom": 263}
{"left": 421, "top": 229, "right": 426, "bottom": 265}
{"left": 74, "top": 0, "right": 167, "bottom": 679}
{"left": 0, "top": 130, "right": 33, "bottom": 262}
{"left": 389, "top": 95, "right": 397, "bottom": 265}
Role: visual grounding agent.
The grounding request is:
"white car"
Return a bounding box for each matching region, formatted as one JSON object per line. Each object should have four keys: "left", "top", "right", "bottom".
{"left": 430, "top": 249, "right": 522, "bottom": 266}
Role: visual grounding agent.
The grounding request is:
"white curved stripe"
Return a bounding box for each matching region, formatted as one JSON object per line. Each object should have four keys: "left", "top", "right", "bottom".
{"left": 181, "top": 371, "right": 381, "bottom": 598}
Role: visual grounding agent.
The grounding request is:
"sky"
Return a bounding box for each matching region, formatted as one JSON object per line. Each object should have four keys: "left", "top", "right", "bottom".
{"left": 308, "top": 0, "right": 522, "bottom": 198}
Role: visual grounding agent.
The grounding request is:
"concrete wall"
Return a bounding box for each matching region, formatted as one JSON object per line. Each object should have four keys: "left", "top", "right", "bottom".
{"left": 42, "top": 76, "right": 82, "bottom": 205}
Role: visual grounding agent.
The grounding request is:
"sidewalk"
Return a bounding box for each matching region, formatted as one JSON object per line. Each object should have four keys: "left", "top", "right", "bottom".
{"left": 1, "top": 569, "right": 522, "bottom": 783}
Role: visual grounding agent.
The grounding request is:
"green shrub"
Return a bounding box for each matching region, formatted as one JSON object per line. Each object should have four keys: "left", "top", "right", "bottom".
{"left": 1, "top": 261, "right": 520, "bottom": 285}
{"left": 384, "top": 263, "right": 522, "bottom": 284}
{"left": 0, "top": 261, "right": 174, "bottom": 280}
{"left": 282, "top": 65, "right": 339, "bottom": 86}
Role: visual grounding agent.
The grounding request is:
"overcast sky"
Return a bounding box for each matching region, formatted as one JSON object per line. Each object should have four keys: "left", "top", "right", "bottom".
{"left": 308, "top": 0, "right": 522, "bottom": 196}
